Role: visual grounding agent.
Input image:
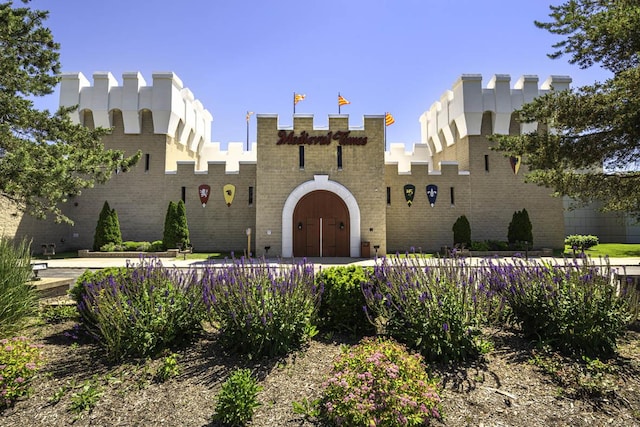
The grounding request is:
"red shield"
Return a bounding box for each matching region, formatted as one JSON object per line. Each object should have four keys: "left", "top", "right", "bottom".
{"left": 198, "top": 184, "right": 211, "bottom": 207}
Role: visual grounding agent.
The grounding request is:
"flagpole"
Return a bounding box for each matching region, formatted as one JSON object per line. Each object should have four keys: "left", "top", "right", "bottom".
{"left": 384, "top": 112, "right": 387, "bottom": 152}
{"left": 246, "top": 112, "right": 250, "bottom": 151}
{"left": 338, "top": 92, "right": 341, "bottom": 114}
{"left": 293, "top": 92, "right": 296, "bottom": 115}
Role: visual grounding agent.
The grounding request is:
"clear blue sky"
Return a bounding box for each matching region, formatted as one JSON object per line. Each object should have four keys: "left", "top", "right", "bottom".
{"left": 29, "top": 0, "right": 610, "bottom": 150}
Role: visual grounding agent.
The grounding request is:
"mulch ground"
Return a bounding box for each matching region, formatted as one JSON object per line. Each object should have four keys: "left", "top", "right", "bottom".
{"left": 2, "top": 314, "right": 639, "bottom": 427}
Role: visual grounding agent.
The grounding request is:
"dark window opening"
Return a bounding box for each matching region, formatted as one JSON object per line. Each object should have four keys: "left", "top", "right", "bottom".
{"left": 249, "top": 186, "right": 254, "bottom": 206}
{"left": 337, "top": 146, "right": 343, "bottom": 169}
{"left": 484, "top": 154, "right": 489, "bottom": 172}
{"left": 145, "top": 153, "right": 150, "bottom": 171}
{"left": 299, "top": 146, "right": 305, "bottom": 169}
{"left": 181, "top": 186, "right": 186, "bottom": 203}
{"left": 450, "top": 187, "right": 455, "bottom": 206}
{"left": 386, "top": 187, "right": 391, "bottom": 205}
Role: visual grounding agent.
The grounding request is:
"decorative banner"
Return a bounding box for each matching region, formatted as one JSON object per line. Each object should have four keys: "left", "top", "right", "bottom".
{"left": 223, "top": 184, "right": 236, "bottom": 207}
{"left": 426, "top": 184, "right": 438, "bottom": 207}
{"left": 403, "top": 184, "right": 415, "bottom": 207}
{"left": 509, "top": 155, "right": 522, "bottom": 175}
{"left": 198, "top": 184, "right": 210, "bottom": 208}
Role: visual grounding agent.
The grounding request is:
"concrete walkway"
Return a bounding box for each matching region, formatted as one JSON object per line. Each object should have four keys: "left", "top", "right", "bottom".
{"left": 40, "top": 254, "right": 640, "bottom": 271}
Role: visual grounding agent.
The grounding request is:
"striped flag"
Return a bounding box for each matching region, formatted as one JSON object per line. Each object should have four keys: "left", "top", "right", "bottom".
{"left": 294, "top": 93, "right": 306, "bottom": 105}
{"left": 338, "top": 94, "right": 350, "bottom": 106}
{"left": 385, "top": 112, "right": 395, "bottom": 126}
{"left": 246, "top": 111, "right": 254, "bottom": 122}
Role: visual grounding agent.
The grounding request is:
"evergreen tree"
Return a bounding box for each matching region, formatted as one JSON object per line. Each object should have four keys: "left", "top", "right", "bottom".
{"left": 174, "top": 200, "right": 190, "bottom": 249}
{"left": 508, "top": 209, "right": 533, "bottom": 248}
{"left": 0, "top": 2, "right": 140, "bottom": 224}
{"left": 452, "top": 215, "right": 471, "bottom": 248}
{"left": 162, "top": 201, "right": 177, "bottom": 250}
{"left": 93, "top": 201, "right": 122, "bottom": 251}
{"left": 492, "top": 1, "right": 640, "bottom": 219}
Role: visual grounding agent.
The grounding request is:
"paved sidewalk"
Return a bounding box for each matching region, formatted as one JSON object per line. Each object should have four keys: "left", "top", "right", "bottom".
{"left": 40, "top": 255, "right": 640, "bottom": 270}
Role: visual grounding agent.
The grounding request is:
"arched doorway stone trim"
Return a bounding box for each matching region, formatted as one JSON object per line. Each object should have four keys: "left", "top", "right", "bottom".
{"left": 282, "top": 175, "right": 361, "bottom": 257}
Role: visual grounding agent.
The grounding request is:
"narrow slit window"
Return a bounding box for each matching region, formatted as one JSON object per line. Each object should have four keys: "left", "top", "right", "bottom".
{"left": 484, "top": 154, "right": 489, "bottom": 172}
{"left": 181, "top": 186, "right": 186, "bottom": 203}
{"left": 337, "top": 145, "right": 343, "bottom": 169}
{"left": 248, "top": 186, "right": 254, "bottom": 206}
{"left": 145, "top": 153, "right": 150, "bottom": 172}
{"left": 299, "top": 146, "right": 305, "bottom": 169}
{"left": 450, "top": 187, "right": 455, "bottom": 206}
{"left": 386, "top": 187, "right": 391, "bottom": 205}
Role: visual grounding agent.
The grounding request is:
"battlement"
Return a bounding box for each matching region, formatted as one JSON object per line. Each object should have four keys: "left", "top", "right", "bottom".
{"left": 419, "top": 74, "right": 572, "bottom": 154}
{"left": 256, "top": 113, "right": 383, "bottom": 132}
{"left": 60, "top": 72, "right": 213, "bottom": 154}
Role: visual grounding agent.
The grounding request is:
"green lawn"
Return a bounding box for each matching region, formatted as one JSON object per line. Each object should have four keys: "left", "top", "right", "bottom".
{"left": 564, "top": 243, "right": 640, "bottom": 258}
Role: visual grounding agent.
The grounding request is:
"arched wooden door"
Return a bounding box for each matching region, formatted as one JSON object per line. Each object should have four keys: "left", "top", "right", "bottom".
{"left": 293, "top": 190, "right": 350, "bottom": 257}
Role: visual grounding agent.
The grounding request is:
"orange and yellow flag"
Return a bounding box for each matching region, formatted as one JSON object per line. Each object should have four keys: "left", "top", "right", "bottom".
{"left": 294, "top": 93, "right": 306, "bottom": 105}
{"left": 385, "top": 112, "right": 395, "bottom": 126}
{"left": 245, "top": 111, "right": 254, "bottom": 122}
{"left": 338, "top": 95, "right": 350, "bottom": 106}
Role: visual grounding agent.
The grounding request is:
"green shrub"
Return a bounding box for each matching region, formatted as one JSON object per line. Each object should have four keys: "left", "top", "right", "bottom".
{"left": 321, "top": 337, "right": 442, "bottom": 426}
{"left": 99, "top": 242, "right": 122, "bottom": 252}
{"left": 507, "top": 208, "right": 533, "bottom": 248}
{"left": 150, "top": 240, "right": 164, "bottom": 252}
{"left": 40, "top": 304, "right": 78, "bottom": 324}
{"left": 75, "top": 258, "right": 205, "bottom": 360}
{"left": 155, "top": 353, "right": 180, "bottom": 383}
{"left": 470, "top": 241, "right": 490, "bottom": 251}
{"left": 565, "top": 235, "right": 599, "bottom": 252}
{"left": 202, "top": 260, "right": 321, "bottom": 358}
{"left": 70, "top": 267, "right": 128, "bottom": 309}
{"left": 0, "top": 237, "right": 38, "bottom": 338}
{"left": 213, "top": 368, "right": 262, "bottom": 426}
{"left": 316, "top": 266, "right": 374, "bottom": 335}
{"left": 452, "top": 215, "right": 471, "bottom": 248}
{"left": 363, "top": 257, "right": 485, "bottom": 363}
{"left": 0, "top": 336, "right": 45, "bottom": 408}
{"left": 487, "top": 240, "right": 509, "bottom": 251}
{"left": 93, "top": 201, "right": 122, "bottom": 251}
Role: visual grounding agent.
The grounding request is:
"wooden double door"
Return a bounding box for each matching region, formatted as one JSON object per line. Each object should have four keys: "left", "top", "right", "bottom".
{"left": 293, "top": 190, "right": 350, "bottom": 257}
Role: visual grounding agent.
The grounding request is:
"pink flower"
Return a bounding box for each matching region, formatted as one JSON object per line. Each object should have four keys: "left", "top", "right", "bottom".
{"left": 15, "top": 377, "right": 25, "bottom": 384}
{"left": 25, "top": 363, "right": 36, "bottom": 370}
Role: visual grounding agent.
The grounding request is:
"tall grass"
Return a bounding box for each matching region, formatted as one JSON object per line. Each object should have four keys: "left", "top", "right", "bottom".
{"left": 0, "top": 237, "right": 38, "bottom": 338}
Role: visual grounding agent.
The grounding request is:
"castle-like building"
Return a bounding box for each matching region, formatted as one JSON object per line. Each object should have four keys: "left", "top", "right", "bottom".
{"left": 9, "top": 72, "right": 575, "bottom": 257}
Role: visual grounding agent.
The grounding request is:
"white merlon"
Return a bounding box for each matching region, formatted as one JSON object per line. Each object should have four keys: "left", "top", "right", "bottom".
{"left": 59, "top": 71, "right": 213, "bottom": 155}
{"left": 384, "top": 143, "right": 432, "bottom": 175}
{"left": 420, "top": 74, "right": 572, "bottom": 153}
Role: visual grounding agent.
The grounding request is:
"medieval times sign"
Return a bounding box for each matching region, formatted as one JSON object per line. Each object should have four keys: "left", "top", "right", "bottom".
{"left": 276, "top": 130, "right": 367, "bottom": 146}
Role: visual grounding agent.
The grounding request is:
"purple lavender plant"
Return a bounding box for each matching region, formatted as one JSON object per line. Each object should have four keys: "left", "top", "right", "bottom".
{"left": 202, "top": 258, "right": 321, "bottom": 357}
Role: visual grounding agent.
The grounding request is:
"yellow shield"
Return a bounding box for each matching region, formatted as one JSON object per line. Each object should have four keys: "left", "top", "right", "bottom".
{"left": 223, "top": 184, "right": 236, "bottom": 207}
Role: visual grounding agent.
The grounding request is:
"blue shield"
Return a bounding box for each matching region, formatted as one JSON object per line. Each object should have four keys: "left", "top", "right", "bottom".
{"left": 426, "top": 184, "right": 438, "bottom": 207}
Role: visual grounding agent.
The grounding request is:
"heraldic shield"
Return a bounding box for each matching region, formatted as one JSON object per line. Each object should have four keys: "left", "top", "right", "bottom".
{"left": 426, "top": 184, "right": 438, "bottom": 207}
{"left": 198, "top": 184, "right": 210, "bottom": 207}
{"left": 403, "top": 184, "right": 415, "bottom": 207}
{"left": 223, "top": 184, "right": 236, "bottom": 207}
{"left": 509, "top": 155, "right": 521, "bottom": 175}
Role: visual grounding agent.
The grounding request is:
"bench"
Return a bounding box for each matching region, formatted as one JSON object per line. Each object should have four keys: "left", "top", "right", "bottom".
{"left": 41, "top": 243, "right": 56, "bottom": 258}
{"left": 31, "top": 262, "right": 48, "bottom": 279}
{"left": 178, "top": 245, "right": 193, "bottom": 260}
